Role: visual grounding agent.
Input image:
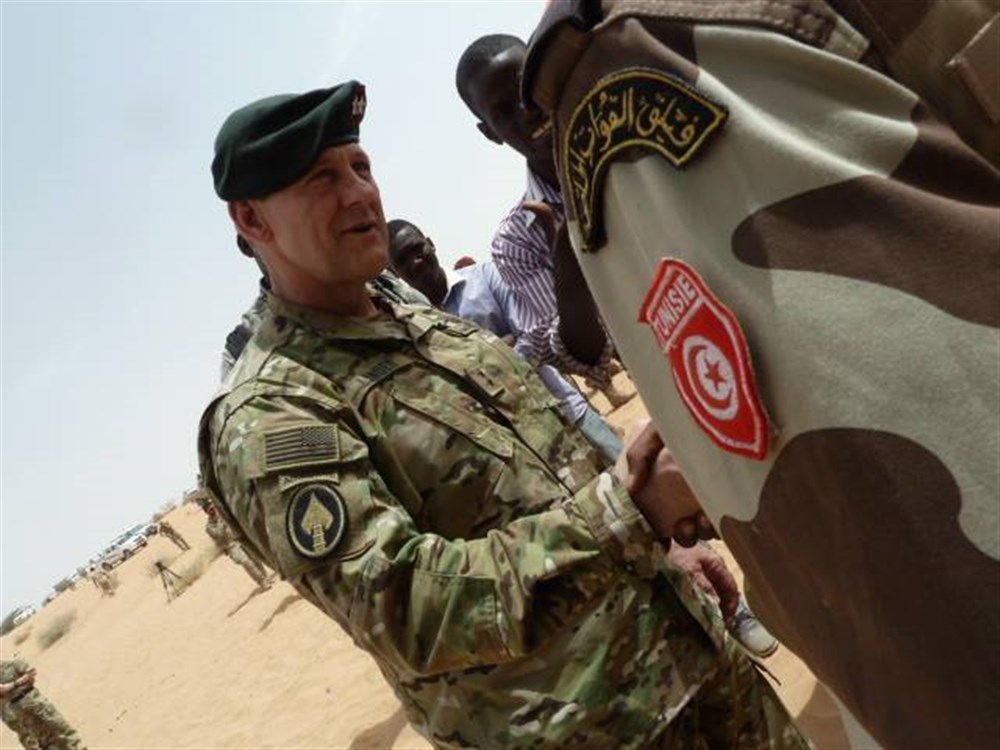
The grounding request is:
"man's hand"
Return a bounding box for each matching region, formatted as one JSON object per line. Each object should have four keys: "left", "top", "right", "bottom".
{"left": 666, "top": 543, "right": 740, "bottom": 620}
{"left": 615, "top": 419, "right": 663, "bottom": 495}
{"left": 16, "top": 669, "right": 36, "bottom": 690}
{"left": 615, "top": 420, "right": 718, "bottom": 546}
{"left": 522, "top": 200, "right": 559, "bottom": 243}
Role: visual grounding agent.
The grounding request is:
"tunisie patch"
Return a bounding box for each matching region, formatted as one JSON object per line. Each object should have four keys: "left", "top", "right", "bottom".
{"left": 562, "top": 67, "right": 727, "bottom": 251}
{"left": 286, "top": 483, "right": 347, "bottom": 559}
{"left": 639, "top": 259, "right": 771, "bottom": 460}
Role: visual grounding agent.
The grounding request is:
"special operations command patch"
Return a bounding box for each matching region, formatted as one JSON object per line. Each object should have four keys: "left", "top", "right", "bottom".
{"left": 562, "top": 68, "right": 727, "bottom": 251}
{"left": 286, "top": 483, "right": 347, "bottom": 559}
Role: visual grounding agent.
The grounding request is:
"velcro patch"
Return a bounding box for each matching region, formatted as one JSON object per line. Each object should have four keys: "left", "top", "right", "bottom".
{"left": 563, "top": 67, "right": 727, "bottom": 251}
{"left": 265, "top": 425, "right": 339, "bottom": 472}
{"left": 286, "top": 483, "right": 346, "bottom": 559}
{"left": 639, "top": 258, "right": 771, "bottom": 460}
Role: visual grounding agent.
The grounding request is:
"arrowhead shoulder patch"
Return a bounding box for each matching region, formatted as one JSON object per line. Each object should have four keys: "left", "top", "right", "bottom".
{"left": 286, "top": 483, "right": 346, "bottom": 559}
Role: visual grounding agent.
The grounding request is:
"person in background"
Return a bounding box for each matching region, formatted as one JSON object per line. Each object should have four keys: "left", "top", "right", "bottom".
{"left": 0, "top": 658, "right": 85, "bottom": 750}
{"left": 157, "top": 520, "right": 190, "bottom": 551}
{"left": 203, "top": 502, "right": 272, "bottom": 591}
{"left": 456, "top": 33, "right": 633, "bottom": 408}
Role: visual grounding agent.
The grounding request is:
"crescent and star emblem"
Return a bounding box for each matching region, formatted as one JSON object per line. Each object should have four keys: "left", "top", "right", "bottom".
{"left": 683, "top": 335, "right": 738, "bottom": 421}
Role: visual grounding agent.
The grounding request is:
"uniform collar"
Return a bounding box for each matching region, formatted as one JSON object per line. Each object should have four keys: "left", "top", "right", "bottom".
{"left": 264, "top": 286, "right": 439, "bottom": 342}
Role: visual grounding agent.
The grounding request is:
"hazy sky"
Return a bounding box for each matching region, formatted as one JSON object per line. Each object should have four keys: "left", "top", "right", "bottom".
{"left": 0, "top": 0, "right": 547, "bottom": 614}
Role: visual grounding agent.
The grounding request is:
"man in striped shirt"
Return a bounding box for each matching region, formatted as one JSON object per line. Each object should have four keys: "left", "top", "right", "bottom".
{"left": 456, "top": 34, "right": 632, "bottom": 406}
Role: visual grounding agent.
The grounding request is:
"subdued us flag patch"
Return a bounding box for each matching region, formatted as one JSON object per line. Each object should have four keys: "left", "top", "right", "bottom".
{"left": 265, "top": 425, "right": 339, "bottom": 472}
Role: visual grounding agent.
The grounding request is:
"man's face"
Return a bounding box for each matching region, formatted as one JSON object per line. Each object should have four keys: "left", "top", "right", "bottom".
{"left": 466, "top": 45, "right": 554, "bottom": 175}
{"left": 249, "top": 143, "right": 389, "bottom": 294}
{"left": 389, "top": 224, "right": 445, "bottom": 300}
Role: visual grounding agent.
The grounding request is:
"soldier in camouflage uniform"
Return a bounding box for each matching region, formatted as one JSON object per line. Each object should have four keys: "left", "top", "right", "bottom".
{"left": 157, "top": 520, "right": 190, "bottom": 551}
{"left": 521, "top": 1, "right": 999, "bottom": 748}
{"left": 203, "top": 503, "right": 272, "bottom": 590}
{"left": 89, "top": 568, "right": 114, "bottom": 598}
{"left": 0, "top": 659, "right": 84, "bottom": 750}
{"left": 198, "top": 81, "right": 810, "bottom": 749}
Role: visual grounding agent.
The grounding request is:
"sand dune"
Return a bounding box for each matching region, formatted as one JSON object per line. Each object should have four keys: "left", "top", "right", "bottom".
{"left": 1, "top": 377, "right": 850, "bottom": 749}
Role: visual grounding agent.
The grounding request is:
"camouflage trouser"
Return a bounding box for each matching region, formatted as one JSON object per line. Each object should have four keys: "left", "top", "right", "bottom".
{"left": 1, "top": 691, "right": 85, "bottom": 750}
{"left": 656, "top": 637, "right": 811, "bottom": 750}
{"left": 162, "top": 531, "right": 189, "bottom": 551}
{"left": 227, "top": 543, "right": 269, "bottom": 587}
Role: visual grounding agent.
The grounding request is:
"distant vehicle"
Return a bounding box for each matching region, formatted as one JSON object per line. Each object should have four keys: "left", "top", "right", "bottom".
{"left": 99, "top": 524, "right": 149, "bottom": 570}
{"left": 11, "top": 605, "right": 36, "bottom": 627}
{"left": 145, "top": 523, "right": 159, "bottom": 536}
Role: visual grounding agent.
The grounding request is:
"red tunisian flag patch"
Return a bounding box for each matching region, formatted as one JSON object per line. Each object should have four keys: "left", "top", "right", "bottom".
{"left": 639, "top": 258, "right": 771, "bottom": 460}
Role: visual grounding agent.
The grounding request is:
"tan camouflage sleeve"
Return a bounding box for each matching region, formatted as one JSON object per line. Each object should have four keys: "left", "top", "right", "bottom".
{"left": 522, "top": 2, "right": 999, "bottom": 749}
{"left": 211, "top": 393, "right": 659, "bottom": 677}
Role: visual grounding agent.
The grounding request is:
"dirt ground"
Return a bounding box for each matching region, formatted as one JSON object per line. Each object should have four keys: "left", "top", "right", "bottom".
{"left": 1, "top": 374, "right": 851, "bottom": 749}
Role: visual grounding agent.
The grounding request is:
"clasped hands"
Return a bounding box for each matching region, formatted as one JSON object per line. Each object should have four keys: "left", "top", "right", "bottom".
{"left": 614, "top": 419, "right": 717, "bottom": 547}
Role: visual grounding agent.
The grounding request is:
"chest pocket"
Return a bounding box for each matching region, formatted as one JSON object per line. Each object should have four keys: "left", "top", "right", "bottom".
{"left": 390, "top": 387, "right": 514, "bottom": 459}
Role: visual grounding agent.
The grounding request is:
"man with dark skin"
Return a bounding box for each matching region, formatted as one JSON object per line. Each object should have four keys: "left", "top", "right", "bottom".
{"left": 456, "top": 34, "right": 615, "bottom": 383}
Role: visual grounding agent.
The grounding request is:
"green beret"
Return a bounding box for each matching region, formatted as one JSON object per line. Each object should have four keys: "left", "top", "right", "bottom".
{"left": 212, "top": 81, "right": 367, "bottom": 200}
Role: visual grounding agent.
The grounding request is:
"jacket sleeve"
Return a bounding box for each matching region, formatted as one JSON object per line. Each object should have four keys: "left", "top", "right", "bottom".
{"left": 209, "top": 393, "right": 658, "bottom": 678}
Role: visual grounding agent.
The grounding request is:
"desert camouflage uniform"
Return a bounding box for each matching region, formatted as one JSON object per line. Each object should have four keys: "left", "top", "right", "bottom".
{"left": 522, "top": 1, "right": 999, "bottom": 748}
{"left": 157, "top": 521, "right": 190, "bottom": 551}
{"left": 0, "top": 659, "right": 84, "bottom": 750}
{"left": 89, "top": 569, "right": 114, "bottom": 597}
{"left": 198, "top": 288, "right": 809, "bottom": 749}
{"left": 204, "top": 513, "right": 271, "bottom": 589}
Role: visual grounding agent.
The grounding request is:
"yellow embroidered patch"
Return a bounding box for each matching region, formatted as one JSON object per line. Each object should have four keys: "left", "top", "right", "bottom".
{"left": 286, "top": 483, "right": 346, "bottom": 559}
{"left": 562, "top": 68, "right": 727, "bottom": 251}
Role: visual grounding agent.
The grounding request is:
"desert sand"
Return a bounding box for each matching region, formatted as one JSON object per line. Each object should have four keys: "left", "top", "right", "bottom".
{"left": 1, "top": 377, "right": 852, "bottom": 749}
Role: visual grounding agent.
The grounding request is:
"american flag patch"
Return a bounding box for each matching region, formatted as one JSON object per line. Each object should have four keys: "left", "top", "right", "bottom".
{"left": 264, "top": 425, "right": 339, "bottom": 471}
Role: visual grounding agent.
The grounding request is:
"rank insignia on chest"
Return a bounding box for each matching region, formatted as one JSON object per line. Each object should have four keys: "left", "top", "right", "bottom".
{"left": 286, "top": 483, "right": 347, "bottom": 558}
{"left": 562, "top": 67, "right": 727, "bottom": 251}
{"left": 639, "top": 258, "right": 771, "bottom": 460}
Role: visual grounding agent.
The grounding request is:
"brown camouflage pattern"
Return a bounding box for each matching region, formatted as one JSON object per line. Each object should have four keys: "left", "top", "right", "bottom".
{"left": 198, "top": 289, "right": 809, "bottom": 749}
{"left": 830, "top": 0, "right": 1000, "bottom": 167}
{"left": 524, "top": 1, "right": 1000, "bottom": 748}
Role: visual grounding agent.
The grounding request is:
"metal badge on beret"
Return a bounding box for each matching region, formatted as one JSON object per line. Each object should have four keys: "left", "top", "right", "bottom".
{"left": 562, "top": 67, "right": 728, "bottom": 252}
{"left": 286, "top": 483, "right": 347, "bottom": 559}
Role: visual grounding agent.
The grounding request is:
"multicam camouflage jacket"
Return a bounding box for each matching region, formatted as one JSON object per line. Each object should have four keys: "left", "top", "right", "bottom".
{"left": 0, "top": 659, "right": 32, "bottom": 705}
{"left": 198, "top": 289, "right": 729, "bottom": 749}
{"left": 522, "top": 1, "right": 1000, "bottom": 748}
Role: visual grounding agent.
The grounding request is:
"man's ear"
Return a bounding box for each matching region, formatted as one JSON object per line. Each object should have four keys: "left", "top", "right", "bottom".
{"left": 228, "top": 200, "right": 273, "bottom": 245}
{"left": 476, "top": 121, "right": 503, "bottom": 145}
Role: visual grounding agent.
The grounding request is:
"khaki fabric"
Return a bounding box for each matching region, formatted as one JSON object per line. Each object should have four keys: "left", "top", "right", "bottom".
{"left": 524, "top": 2, "right": 1000, "bottom": 748}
